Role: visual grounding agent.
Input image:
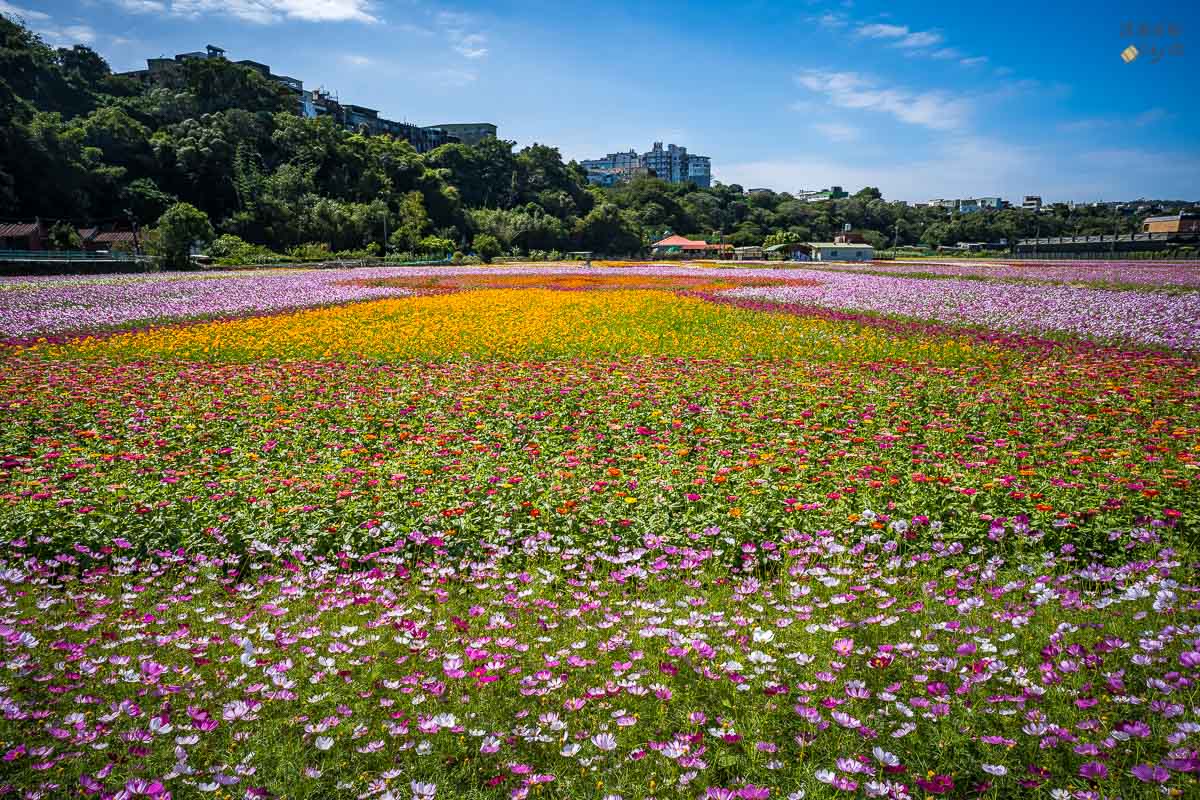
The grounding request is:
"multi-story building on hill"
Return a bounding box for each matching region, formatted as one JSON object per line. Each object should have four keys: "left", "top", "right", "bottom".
{"left": 118, "top": 45, "right": 475, "bottom": 153}
{"left": 581, "top": 143, "right": 712, "bottom": 187}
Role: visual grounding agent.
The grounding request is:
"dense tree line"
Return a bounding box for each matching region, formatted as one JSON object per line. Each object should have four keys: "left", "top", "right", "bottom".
{"left": 1, "top": 15, "right": 1192, "bottom": 263}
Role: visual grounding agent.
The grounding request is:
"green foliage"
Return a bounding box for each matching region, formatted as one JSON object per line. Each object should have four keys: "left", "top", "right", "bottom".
{"left": 472, "top": 233, "right": 501, "bottom": 263}
{"left": 181, "top": 57, "right": 294, "bottom": 116}
{"left": 206, "top": 233, "right": 280, "bottom": 265}
{"left": 120, "top": 177, "right": 176, "bottom": 223}
{"left": 153, "top": 201, "right": 213, "bottom": 269}
{"left": 1, "top": 14, "right": 1194, "bottom": 258}
{"left": 576, "top": 202, "right": 642, "bottom": 254}
{"left": 46, "top": 220, "right": 82, "bottom": 250}
{"left": 418, "top": 235, "right": 455, "bottom": 256}
{"left": 762, "top": 231, "right": 796, "bottom": 248}
{"left": 285, "top": 242, "right": 331, "bottom": 261}
{"left": 387, "top": 191, "right": 430, "bottom": 253}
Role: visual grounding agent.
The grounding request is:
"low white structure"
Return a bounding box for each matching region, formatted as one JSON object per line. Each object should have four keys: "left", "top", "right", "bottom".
{"left": 806, "top": 242, "right": 874, "bottom": 262}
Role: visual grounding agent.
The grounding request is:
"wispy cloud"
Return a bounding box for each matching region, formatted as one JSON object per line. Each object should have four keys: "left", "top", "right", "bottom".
{"left": 0, "top": 0, "right": 50, "bottom": 20}
{"left": 816, "top": 10, "right": 991, "bottom": 69}
{"left": 2, "top": 1, "right": 97, "bottom": 46}
{"left": 435, "top": 10, "right": 472, "bottom": 28}
{"left": 795, "top": 69, "right": 972, "bottom": 131}
{"left": 342, "top": 54, "right": 373, "bottom": 67}
{"left": 812, "top": 12, "right": 848, "bottom": 29}
{"left": 811, "top": 122, "right": 862, "bottom": 142}
{"left": 1058, "top": 107, "right": 1175, "bottom": 133}
{"left": 719, "top": 139, "right": 1200, "bottom": 202}
{"left": 855, "top": 22, "right": 943, "bottom": 50}
{"left": 452, "top": 32, "right": 488, "bottom": 59}
{"left": 112, "top": 0, "right": 378, "bottom": 25}
{"left": 114, "top": 0, "right": 165, "bottom": 12}
{"left": 435, "top": 10, "right": 489, "bottom": 60}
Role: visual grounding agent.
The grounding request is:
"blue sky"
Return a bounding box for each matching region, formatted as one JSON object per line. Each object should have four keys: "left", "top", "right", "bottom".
{"left": 5, "top": 0, "right": 1198, "bottom": 202}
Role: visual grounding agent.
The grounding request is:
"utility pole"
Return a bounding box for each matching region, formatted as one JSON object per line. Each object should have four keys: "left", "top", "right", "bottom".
{"left": 1111, "top": 205, "right": 1118, "bottom": 257}
{"left": 125, "top": 208, "right": 141, "bottom": 257}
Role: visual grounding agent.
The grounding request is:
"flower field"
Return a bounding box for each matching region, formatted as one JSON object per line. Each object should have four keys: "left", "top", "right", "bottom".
{"left": 1, "top": 264, "right": 1199, "bottom": 800}
{"left": 806, "top": 260, "right": 1200, "bottom": 289}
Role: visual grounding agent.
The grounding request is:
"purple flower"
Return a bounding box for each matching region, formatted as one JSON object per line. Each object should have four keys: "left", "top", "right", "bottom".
{"left": 1131, "top": 764, "right": 1170, "bottom": 783}
{"left": 915, "top": 774, "right": 954, "bottom": 794}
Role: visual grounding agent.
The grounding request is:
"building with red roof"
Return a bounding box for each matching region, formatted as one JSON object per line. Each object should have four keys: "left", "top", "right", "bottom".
{"left": 0, "top": 221, "right": 46, "bottom": 251}
{"left": 650, "top": 234, "right": 732, "bottom": 258}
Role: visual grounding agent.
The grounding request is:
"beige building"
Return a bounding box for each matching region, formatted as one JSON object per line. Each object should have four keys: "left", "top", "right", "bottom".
{"left": 1142, "top": 213, "right": 1200, "bottom": 234}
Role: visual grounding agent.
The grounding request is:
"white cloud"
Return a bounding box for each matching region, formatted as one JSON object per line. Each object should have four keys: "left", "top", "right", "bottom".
{"left": 58, "top": 23, "right": 96, "bottom": 44}
{"left": 435, "top": 10, "right": 472, "bottom": 28}
{"left": 114, "top": 0, "right": 165, "bottom": 12}
{"left": 795, "top": 69, "right": 972, "bottom": 131}
{"left": 812, "top": 12, "right": 847, "bottom": 29}
{"left": 717, "top": 139, "right": 1200, "bottom": 202}
{"left": 847, "top": 16, "right": 992, "bottom": 66}
{"left": 2, "top": 3, "right": 98, "bottom": 47}
{"left": 856, "top": 23, "right": 907, "bottom": 38}
{"left": 343, "top": 54, "right": 373, "bottom": 67}
{"left": 0, "top": 1, "right": 49, "bottom": 21}
{"left": 854, "top": 22, "right": 942, "bottom": 49}
{"left": 1058, "top": 107, "right": 1174, "bottom": 133}
{"left": 897, "top": 30, "right": 942, "bottom": 49}
{"left": 452, "top": 32, "right": 488, "bottom": 59}
{"left": 117, "top": 0, "right": 378, "bottom": 24}
{"left": 434, "top": 10, "right": 489, "bottom": 60}
{"left": 811, "top": 122, "right": 862, "bottom": 142}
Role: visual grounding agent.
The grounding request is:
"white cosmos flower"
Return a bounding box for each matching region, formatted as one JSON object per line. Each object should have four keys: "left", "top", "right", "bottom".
{"left": 314, "top": 736, "right": 333, "bottom": 751}
{"left": 240, "top": 638, "right": 255, "bottom": 667}
{"left": 591, "top": 732, "right": 617, "bottom": 751}
{"left": 872, "top": 746, "right": 899, "bottom": 766}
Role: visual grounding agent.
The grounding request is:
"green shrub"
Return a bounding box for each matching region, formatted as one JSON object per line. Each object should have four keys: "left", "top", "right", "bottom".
{"left": 207, "top": 234, "right": 281, "bottom": 265}
{"left": 153, "top": 202, "right": 214, "bottom": 270}
{"left": 473, "top": 233, "right": 502, "bottom": 263}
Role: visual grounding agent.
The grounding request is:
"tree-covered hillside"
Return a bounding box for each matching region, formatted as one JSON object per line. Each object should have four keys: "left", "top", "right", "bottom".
{"left": 1, "top": 15, "right": 1193, "bottom": 261}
